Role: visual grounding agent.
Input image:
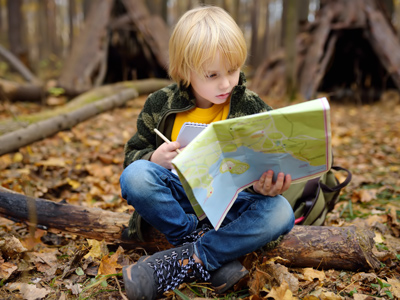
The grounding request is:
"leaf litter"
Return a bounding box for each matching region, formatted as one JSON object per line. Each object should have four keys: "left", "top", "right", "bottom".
{"left": 0, "top": 93, "right": 400, "bottom": 299}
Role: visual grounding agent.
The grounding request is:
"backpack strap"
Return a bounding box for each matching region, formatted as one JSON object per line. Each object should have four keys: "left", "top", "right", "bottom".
{"left": 292, "top": 177, "right": 320, "bottom": 224}
{"left": 320, "top": 166, "right": 352, "bottom": 193}
{"left": 295, "top": 166, "right": 352, "bottom": 225}
{"left": 292, "top": 177, "right": 320, "bottom": 211}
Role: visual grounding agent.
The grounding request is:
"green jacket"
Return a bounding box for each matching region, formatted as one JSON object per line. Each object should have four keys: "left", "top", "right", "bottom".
{"left": 123, "top": 72, "right": 272, "bottom": 168}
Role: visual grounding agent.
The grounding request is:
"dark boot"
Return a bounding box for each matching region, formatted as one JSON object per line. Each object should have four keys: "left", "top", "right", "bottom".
{"left": 123, "top": 243, "right": 210, "bottom": 300}
{"left": 210, "top": 259, "right": 249, "bottom": 294}
{"left": 178, "top": 225, "right": 248, "bottom": 294}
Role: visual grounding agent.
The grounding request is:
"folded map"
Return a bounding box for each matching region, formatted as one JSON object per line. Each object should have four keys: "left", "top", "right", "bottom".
{"left": 172, "top": 97, "right": 332, "bottom": 230}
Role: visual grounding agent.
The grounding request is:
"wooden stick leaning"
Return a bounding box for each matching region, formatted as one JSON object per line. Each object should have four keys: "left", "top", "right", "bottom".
{"left": 154, "top": 128, "right": 181, "bottom": 154}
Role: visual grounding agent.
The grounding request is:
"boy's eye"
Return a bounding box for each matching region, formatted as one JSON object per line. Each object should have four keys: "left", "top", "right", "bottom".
{"left": 206, "top": 73, "right": 217, "bottom": 78}
{"left": 228, "top": 68, "right": 238, "bottom": 74}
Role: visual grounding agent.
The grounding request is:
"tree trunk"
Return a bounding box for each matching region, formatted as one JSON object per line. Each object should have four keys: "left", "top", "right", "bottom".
{"left": 57, "top": 0, "right": 114, "bottom": 95}
{"left": 364, "top": 0, "right": 400, "bottom": 90}
{"left": 284, "top": 0, "right": 299, "bottom": 100}
{"left": 0, "top": 79, "right": 171, "bottom": 155}
{"left": 7, "top": 0, "right": 25, "bottom": 59}
{"left": 250, "top": 0, "right": 260, "bottom": 67}
{"left": 121, "top": 0, "right": 170, "bottom": 69}
{"left": 69, "top": 0, "right": 76, "bottom": 49}
{"left": 0, "top": 187, "right": 381, "bottom": 270}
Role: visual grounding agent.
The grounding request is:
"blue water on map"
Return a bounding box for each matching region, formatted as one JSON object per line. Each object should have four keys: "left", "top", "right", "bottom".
{"left": 192, "top": 146, "right": 327, "bottom": 229}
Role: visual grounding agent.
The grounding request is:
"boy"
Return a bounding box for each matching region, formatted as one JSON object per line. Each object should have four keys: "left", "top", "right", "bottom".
{"left": 120, "top": 5, "right": 295, "bottom": 300}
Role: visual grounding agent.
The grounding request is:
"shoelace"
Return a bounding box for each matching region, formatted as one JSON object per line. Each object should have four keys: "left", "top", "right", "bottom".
{"left": 148, "top": 247, "right": 211, "bottom": 293}
{"left": 179, "top": 224, "right": 211, "bottom": 245}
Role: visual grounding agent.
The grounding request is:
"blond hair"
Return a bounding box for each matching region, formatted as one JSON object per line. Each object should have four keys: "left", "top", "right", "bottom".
{"left": 168, "top": 6, "right": 247, "bottom": 87}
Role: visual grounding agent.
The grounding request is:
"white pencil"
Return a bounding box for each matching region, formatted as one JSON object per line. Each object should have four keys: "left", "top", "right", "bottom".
{"left": 154, "top": 128, "right": 182, "bottom": 154}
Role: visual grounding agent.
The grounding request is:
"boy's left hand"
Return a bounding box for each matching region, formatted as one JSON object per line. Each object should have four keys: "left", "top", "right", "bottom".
{"left": 253, "top": 170, "right": 291, "bottom": 196}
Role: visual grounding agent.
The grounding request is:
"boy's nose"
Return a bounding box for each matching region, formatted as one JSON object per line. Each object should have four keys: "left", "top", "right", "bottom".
{"left": 219, "top": 76, "right": 230, "bottom": 89}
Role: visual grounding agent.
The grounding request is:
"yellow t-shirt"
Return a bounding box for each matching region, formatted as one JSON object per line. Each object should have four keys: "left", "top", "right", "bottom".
{"left": 171, "top": 100, "right": 230, "bottom": 142}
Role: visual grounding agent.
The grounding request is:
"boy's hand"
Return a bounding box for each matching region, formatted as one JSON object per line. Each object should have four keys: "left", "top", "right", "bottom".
{"left": 253, "top": 170, "right": 291, "bottom": 196}
{"left": 150, "top": 142, "right": 181, "bottom": 169}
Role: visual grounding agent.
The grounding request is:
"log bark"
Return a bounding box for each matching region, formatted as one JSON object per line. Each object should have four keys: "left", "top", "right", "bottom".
{"left": 0, "top": 187, "right": 381, "bottom": 270}
{"left": 0, "top": 79, "right": 171, "bottom": 155}
{"left": 261, "top": 225, "right": 381, "bottom": 271}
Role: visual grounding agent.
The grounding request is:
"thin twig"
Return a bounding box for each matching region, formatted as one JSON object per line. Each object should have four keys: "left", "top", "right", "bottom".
{"left": 114, "top": 276, "right": 128, "bottom": 300}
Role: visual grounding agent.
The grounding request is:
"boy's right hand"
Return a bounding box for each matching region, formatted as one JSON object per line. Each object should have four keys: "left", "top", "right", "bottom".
{"left": 150, "top": 142, "right": 181, "bottom": 169}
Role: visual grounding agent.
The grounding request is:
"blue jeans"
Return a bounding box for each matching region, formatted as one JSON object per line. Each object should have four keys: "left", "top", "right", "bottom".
{"left": 120, "top": 160, "right": 294, "bottom": 271}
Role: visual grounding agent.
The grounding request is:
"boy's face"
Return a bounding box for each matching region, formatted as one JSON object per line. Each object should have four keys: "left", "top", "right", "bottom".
{"left": 190, "top": 51, "right": 240, "bottom": 108}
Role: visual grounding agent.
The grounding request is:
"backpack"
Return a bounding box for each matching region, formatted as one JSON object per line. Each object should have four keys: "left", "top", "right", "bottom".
{"left": 282, "top": 166, "right": 352, "bottom": 226}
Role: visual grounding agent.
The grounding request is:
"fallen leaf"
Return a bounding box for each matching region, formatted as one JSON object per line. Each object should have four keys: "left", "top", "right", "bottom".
{"left": 302, "top": 268, "right": 326, "bottom": 281}
{"left": 98, "top": 246, "right": 124, "bottom": 275}
{"left": 248, "top": 267, "right": 273, "bottom": 296}
{"left": 98, "top": 154, "right": 114, "bottom": 164}
{"left": 8, "top": 282, "right": 51, "bottom": 300}
{"left": 373, "top": 232, "right": 384, "bottom": 243}
{"left": 263, "top": 262, "right": 299, "bottom": 293}
{"left": 0, "top": 235, "right": 28, "bottom": 259}
{"left": 0, "top": 261, "right": 18, "bottom": 280}
{"left": 320, "top": 290, "right": 343, "bottom": 299}
{"left": 387, "top": 277, "right": 400, "bottom": 299}
{"left": 351, "top": 272, "right": 377, "bottom": 282}
{"left": 26, "top": 249, "right": 60, "bottom": 276}
{"left": 353, "top": 294, "right": 380, "bottom": 300}
{"left": 35, "top": 157, "right": 66, "bottom": 167}
{"left": 13, "top": 152, "right": 23, "bottom": 163}
{"left": 266, "top": 280, "right": 295, "bottom": 300}
{"left": 359, "top": 189, "right": 377, "bottom": 203}
{"left": 66, "top": 282, "right": 83, "bottom": 295}
{"left": 84, "top": 239, "right": 109, "bottom": 260}
{"left": 67, "top": 178, "right": 81, "bottom": 189}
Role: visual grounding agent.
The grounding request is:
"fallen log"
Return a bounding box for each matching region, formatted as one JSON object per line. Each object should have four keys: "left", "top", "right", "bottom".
{"left": 0, "top": 187, "right": 170, "bottom": 252}
{"left": 261, "top": 225, "right": 381, "bottom": 271}
{"left": 0, "top": 89, "right": 136, "bottom": 156}
{"left": 0, "top": 187, "right": 381, "bottom": 270}
{"left": 0, "top": 78, "right": 44, "bottom": 102}
{"left": 0, "top": 79, "right": 171, "bottom": 155}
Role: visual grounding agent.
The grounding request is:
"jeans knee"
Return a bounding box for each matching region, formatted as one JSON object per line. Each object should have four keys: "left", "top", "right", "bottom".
{"left": 256, "top": 195, "right": 294, "bottom": 237}
{"left": 274, "top": 195, "right": 295, "bottom": 233}
{"left": 120, "top": 160, "right": 153, "bottom": 204}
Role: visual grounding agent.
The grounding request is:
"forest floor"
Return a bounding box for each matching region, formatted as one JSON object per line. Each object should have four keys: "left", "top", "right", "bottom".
{"left": 0, "top": 91, "right": 399, "bottom": 300}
